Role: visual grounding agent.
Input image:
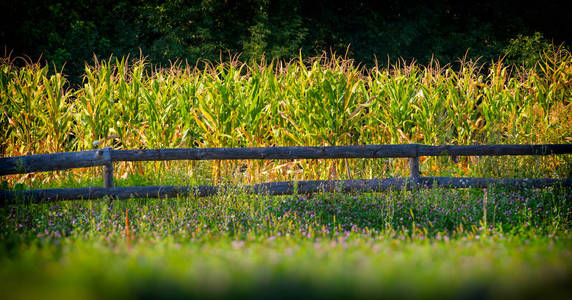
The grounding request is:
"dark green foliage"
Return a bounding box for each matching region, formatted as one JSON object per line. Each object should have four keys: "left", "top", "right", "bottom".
{"left": 503, "top": 32, "right": 556, "bottom": 68}
{"left": 1, "top": 0, "right": 570, "bottom": 83}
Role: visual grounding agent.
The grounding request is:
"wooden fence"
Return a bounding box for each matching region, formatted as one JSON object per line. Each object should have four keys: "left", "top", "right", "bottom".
{"left": 1, "top": 144, "right": 571, "bottom": 203}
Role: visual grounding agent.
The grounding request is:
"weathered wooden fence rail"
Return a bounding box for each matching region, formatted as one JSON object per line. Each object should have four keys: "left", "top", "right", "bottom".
{"left": 1, "top": 144, "right": 571, "bottom": 203}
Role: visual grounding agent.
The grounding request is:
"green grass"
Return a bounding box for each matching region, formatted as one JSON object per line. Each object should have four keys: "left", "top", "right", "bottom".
{"left": 1, "top": 187, "right": 570, "bottom": 299}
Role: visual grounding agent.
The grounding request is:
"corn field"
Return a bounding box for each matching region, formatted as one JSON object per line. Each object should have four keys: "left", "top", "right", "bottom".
{"left": 1, "top": 51, "right": 571, "bottom": 186}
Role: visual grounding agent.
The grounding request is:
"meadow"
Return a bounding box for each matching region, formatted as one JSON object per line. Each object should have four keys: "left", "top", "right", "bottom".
{"left": 1, "top": 188, "right": 571, "bottom": 299}
{"left": 1, "top": 50, "right": 571, "bottom": 299}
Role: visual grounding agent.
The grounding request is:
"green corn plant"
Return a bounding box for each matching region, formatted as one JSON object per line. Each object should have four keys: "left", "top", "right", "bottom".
{"left": 0, "top": 57, "right": 17, "bottom": 155}
{"left": 75, "top": 58, "right": 117, "bottom": 149}
{"left": 140, "top": 74, "right": 179, "bottom": 148}
{"left": 41, "top": 72, "right": 75, "bottom": 153}
{"left": 378, "top": 63, "right": 427, "bottom": 146}
{"left": 110, "top": 57, "right": 145, "bottom": 149}
{"left": 4, "top": 63, "right": 47, "bottom": 155}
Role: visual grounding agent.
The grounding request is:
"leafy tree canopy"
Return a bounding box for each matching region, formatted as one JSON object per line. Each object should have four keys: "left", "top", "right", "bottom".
{"left": 1, "top": 0, "right": 569, "bottom": 82}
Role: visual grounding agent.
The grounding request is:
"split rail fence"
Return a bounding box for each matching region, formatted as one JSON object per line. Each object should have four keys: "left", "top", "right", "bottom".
{"left": 1, "top": 144, "right": 571, "bottom": 203}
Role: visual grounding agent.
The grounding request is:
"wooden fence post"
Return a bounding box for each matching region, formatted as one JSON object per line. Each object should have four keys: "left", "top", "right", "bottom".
{"left": 409, "top": 157, "right": 419, "bottom": 179}
{"left": 409, "top": 144, "right": 420, "bottom": 179}
{"left": 101, "top": 147, "right": 113, "bottom": 188}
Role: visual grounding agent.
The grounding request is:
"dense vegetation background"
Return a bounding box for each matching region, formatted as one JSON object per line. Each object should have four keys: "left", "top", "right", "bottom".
{"left": 1, "top": 0, "right": 570, "bottom": 83}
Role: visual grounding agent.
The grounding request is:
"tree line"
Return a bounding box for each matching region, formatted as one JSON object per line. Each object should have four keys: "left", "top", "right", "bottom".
{"left": 1, "top": 0, "right": 569, "bottom": 83}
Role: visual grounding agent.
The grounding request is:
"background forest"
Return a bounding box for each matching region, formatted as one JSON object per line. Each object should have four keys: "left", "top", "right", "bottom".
{"left": 1, "top": 0, "right": 570, "bottom": 84}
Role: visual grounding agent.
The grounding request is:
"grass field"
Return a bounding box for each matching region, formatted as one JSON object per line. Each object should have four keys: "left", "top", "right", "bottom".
{"left": 1, "top": 51, "right": 571, "bottom": 299}
{"left": 1, "top": 188, "right": 571, "bottom": 299}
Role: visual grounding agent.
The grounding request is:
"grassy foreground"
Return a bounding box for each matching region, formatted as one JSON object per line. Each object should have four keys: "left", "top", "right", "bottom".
{"left": 2, "top": 187, "right": 571, "bottom": 299}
